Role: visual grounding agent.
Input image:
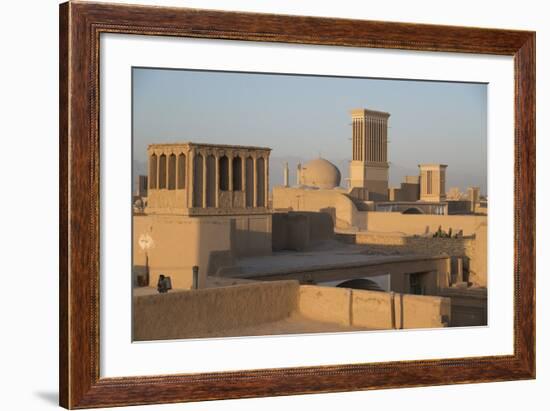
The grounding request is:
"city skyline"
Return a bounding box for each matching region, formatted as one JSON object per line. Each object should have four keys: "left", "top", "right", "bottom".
{"left": 132, "top": 68, "right": 489, "bottom": 341}
{"left": 133, "top": 67, "right": 487, "bottom": 194}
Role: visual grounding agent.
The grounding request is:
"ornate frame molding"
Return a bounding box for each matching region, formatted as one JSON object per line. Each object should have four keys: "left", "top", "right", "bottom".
{"left": 59, "top": 1, "right": 535, "bottom": 408}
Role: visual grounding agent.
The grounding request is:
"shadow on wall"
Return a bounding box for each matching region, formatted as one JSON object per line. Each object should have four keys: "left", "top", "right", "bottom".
{"left": 322, "top": 200, "right": 359, "bottom": 230}
{"left": 319, "top": 206, "right": 337, "bottom": 224}
{"left": 271, "top": 186, "right": 363, "bottom": 231}
{"left": 272, "top": 212, "right": 334, "bottom": 252}
{"left": 402, "top": 207, "right": 423, "bottom": 214}
{"left": 205, "top": 215, "right": 274, "bottom": 276}
{"left": 229, "top": 216, "right": 272, "bottom": 257}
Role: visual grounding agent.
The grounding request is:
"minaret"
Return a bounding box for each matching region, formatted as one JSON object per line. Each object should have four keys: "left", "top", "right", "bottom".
{"left": 296, "top": 163, "right": 302, "bottom": 185}
{"left": 283, "top": 162, "right": 289, "bottom": 187}
{"left": 349, "top": 108, "right": 390, "bottom": 201}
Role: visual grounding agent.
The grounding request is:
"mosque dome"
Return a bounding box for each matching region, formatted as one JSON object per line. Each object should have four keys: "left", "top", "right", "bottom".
{"left": 301, "top": 158, "right": 341, "bottom": 189}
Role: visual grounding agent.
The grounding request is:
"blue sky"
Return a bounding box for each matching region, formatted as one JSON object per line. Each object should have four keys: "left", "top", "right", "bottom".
{"left": 133, "top": 68, "right": 487, "bottom": 194}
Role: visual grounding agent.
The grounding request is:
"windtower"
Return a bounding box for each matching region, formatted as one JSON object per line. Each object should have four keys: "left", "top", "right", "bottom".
{"left": 348, "top": 108, "right": 390, "bottom": 201}
{"left": 419, "top": 164, "right": 447, "bottom": 202}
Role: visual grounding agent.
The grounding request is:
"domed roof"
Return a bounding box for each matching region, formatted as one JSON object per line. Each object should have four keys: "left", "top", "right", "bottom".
{"left": 301, "top": 158, "right": 341, "bottom": 189}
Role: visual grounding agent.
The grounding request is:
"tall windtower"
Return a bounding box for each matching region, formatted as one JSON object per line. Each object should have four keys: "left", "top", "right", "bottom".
{"left": 348, "top": 108, "right": 390, "bottom": 201}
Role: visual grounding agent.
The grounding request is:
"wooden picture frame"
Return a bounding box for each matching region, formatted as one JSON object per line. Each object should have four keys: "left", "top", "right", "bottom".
{"left": 59, "top": 1, "right": 535, "bottom": 408}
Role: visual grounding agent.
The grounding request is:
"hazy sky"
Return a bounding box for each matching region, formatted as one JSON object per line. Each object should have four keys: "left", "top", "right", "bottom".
{"left": 133, "top": 68, "right": 487, "bottom": 194}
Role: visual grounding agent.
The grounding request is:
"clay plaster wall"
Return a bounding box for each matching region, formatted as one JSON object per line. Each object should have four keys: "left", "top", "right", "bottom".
{"left": 363, "top": 212, "right": 486, "bottom": 236}
{"left": 133, "top": 280, "right": 300, "bottom": 340}
{"left": 272, "top": 186, "right": 360, "bottom": 229}
{"left": 273, "top": 188, "right": 486, "bottom": 237}
{"left": 133, "top": 213, "right": 272, "bottom": 289}
{"left": 299, "top": 285, "right": 450, "bottom": 329}
{"left": 438, "top": 287, "right": 487, "bottom": 327}
{"left": 355, "top": 221, "right": 487, "bottom": 287}
{"left": 147, "top": 188, "right": 188, "bottom": 213}
{"left": 389, "top": 182, "right": 421, "bottom": 202}
{"left": 134, "top": 282, "right": 451, "bottom": 340}
{"left": 272, "top": 211, "right": 334, "bottom": 251}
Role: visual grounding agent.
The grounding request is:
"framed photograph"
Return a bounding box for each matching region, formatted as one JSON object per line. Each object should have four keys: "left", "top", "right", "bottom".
{"left": 59, "top": 1, "right": 535, "bottom": 408}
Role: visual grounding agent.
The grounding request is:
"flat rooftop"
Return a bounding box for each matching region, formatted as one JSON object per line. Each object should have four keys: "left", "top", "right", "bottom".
{"left": 192, "top": 314, "right": 370, "bottom": 338}
{"left": 233, "top": 243, "right": 439, "bottom": 279}
{"left": 147, "top": 141, "right": 272, "bottom": 152}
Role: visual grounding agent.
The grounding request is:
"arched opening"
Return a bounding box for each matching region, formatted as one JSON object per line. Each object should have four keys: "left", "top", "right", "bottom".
{"left": 219, "top": 155, "right": 229, "bottom": 191}
{"left": 158, "top": 154, "right": 167, "bottom": 189}
{"left": 167, "top": 154, "right": 176, "bottom": 190}
{"left": 206, "top": 154, "right": 216, "bottom": 207}
{"left": 177, "top": 153, "right": 186, "bottom": 189}
{"left": 402, "top": 207, "right": 423, "bottom": 215}
{"left": 256, "top": 157, "right": 265, "bottom": 207}
{"left": 149, "top": 154, "right": 157, "bottom": 189}
{"left": 245, "top": 156, "right": 254, "bottom": 207}
{"left": 193, "top": 154, "right": 203, "bottom": 207}
{"left": 232, "top": 156, "right": 242, "bottom": 191}
{"left": 336, "top": 278, "right": 384, "bottom": 292}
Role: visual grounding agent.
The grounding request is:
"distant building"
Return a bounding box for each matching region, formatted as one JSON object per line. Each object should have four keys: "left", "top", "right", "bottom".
{"left": 447, "top": 187, "right": 465, "bottom": 201}
{"left": 146, "top": 142, "right": 270, "bottom": 215}
{"left": 389, "top": 175, "right": 420, "bottom": 202}
{"left": 348, "top": 108, "right": 390, "bottom": 201}
{"left": 132, "top": 108, "right": 488, "bottom": 340}
{"left": 419, "top": 164, "right": 447, "bottom": 202}
{"left": 136, "top": 175, "right": 148, "bottom": 197}
{"left": 299, "top": 158, "right": 341, "bottom": 189}
{"left": 273, "top": 107, "right": 486, "bottom": 222}
{"left": 468, "top": 186, "right": 480, "bottom": 213}
{"left": 134, "top": 142, "right": 273, "bottom": 289}
{"left": 135, "top": 108, "right": 487, "bottom": 292}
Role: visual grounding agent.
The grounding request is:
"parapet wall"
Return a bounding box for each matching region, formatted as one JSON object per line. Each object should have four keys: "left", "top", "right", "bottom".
{"left": 356, "top": 232, "right": 475, "bottom": 256}
{"left": 362, "top": 212, "right": 486, "bottom": 236}
{"left": 133, "top": 280, "right": 300, "bottom": 340}
{"left": 134, "top": 282, "right": 451, "bottom": 340}
{"left": 355, "top": 223, "right": 487, "bottom": 287}
{"left": 299, "top": 285, "right": 451, "bottom": 329}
